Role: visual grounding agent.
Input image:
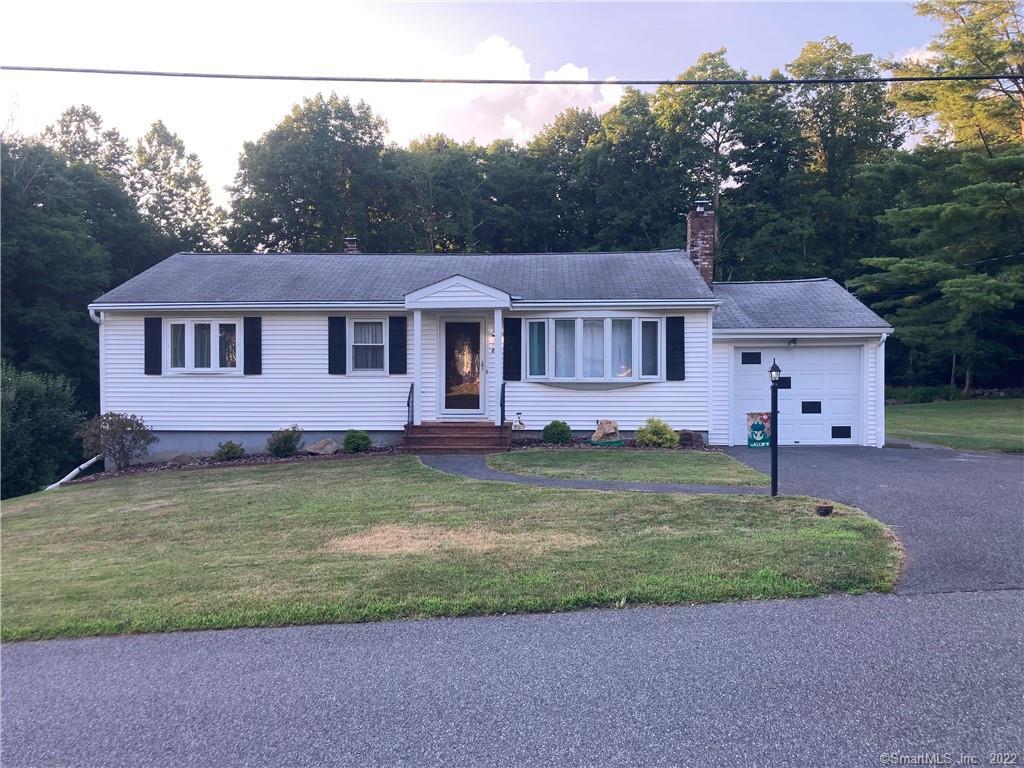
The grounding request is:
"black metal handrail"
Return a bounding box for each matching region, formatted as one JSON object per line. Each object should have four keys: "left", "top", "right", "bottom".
{"left": 499, "top": 381, "right": 508, "bottom": 450}
{"left": 405, "top": 383, "right": 414, "bottom": 437}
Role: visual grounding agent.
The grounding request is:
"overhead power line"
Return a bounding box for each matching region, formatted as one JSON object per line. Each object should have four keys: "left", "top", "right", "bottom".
{"left": 1, "top": 64, "right": 1017, "bottom": 86}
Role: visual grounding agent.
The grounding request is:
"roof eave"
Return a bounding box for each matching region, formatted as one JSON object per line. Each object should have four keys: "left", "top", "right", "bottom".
{"left": 712, "top": 326, "right": 893, "bottom": 339}
{"left": 91, "top": 297, "right": 721, "bottom": 312}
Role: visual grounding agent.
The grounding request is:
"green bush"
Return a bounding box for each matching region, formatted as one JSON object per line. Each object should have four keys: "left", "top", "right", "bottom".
{"left": 77, "top": 412, "right": 158, "bottom": 471}
{"left": 1, "top": 360, "right": 84, "bottom": 498}
{"left": 541, "top": 420, "right": 573, "bottom": 444}
{"left": 886, "top": 386, "right": 966, "bottom": 404}
{"left": 343, "top": 430, "right": 372, "bottom": 453}
{"left": 266, "top": 425, "right": 303, "bottom": 457}
{"left": 634, "top": 417, "right": 680, "bottom": 449}
{"left": 213, "top": 441, "right": 246, "bottom": 461}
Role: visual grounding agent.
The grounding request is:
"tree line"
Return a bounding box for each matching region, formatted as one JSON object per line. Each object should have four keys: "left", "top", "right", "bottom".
{"left": 2, "top": 0, "right": 1022, "bottom": 426}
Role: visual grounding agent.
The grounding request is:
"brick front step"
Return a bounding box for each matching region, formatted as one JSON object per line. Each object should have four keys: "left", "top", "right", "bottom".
{"left": 402, "top": 422, "right": 511, "bottom": 454}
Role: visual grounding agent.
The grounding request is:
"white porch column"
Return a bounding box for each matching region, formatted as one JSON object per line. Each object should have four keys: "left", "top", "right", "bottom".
{"left": 493, "top": 308, "right": 503, "bottom": 425}
{"left": 413, "top": 310, "right": 423, "bottom": 425}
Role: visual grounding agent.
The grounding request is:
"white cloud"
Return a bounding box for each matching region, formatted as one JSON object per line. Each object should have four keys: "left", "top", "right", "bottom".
{"left": 1, "top": 5, "right": 624, "bottom": 205}
{"left": 897, "top": 45, "right": 939, "bottom": 65}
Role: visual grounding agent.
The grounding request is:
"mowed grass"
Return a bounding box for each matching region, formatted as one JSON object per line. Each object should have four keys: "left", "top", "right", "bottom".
{"left": 887, "top": 398, "right": 1024, "bottom": 452}
{"left": 488, "top": 449, "right": 769, "bottom": 485}
{"left": 1, "top": 456, "right": 900, "bottom": 641}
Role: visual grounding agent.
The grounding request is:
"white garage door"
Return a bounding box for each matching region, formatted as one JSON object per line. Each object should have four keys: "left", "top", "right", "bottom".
{"left": 732, "top": 346, "right": 861, "bottom": 445}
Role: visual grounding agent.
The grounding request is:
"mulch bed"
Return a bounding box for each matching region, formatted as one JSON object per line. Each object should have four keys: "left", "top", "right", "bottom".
{"left": 65, "top": 438, "right": 722, "bottom": 487}
{"left": 508, "top": 436, "right": 722, "bottom": 453}
{"left": 66, "top": 446, "right": 400, "bottom": 486}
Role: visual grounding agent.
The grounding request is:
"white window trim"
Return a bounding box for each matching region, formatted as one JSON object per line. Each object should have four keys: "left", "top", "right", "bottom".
{"left": 163, "top": 318, "right": 243, "bottom": 375}
{"left": 524, "top": 315, "right": 664, "bottom": 383}
{"left": 348, "top": 317, "right": 389, "bottom": 374}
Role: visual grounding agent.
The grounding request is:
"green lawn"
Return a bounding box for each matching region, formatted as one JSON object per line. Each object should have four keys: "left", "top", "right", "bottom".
{"left": 886, "top": 398, "right": 1024, "bottom": 452}
{"left": 488, "top": 449, "right": 769, "bottom": 485}
{"left": 1, "top": 456, "right": 900, "bottom": 641}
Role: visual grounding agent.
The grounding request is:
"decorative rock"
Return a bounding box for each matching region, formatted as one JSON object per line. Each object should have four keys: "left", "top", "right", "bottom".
{"left": 591, "top": 419, "right": 620, "bottom": 443}
{"left": 678, "top": 430, "right": 705, "bottom": 449}
{"left": 166, "top": 453, "right": 195, "bottom": 466}
{"left": 306, "top": 438, "right": 340, "bottom": 456}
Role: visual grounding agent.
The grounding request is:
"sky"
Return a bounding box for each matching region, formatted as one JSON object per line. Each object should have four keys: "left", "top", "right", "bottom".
{"left": 2, "top": 1, "right": 940, "bottom": 205}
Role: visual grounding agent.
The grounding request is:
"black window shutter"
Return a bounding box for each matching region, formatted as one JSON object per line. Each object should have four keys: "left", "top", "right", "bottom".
{"left": 144, "top": 317, "right": 162, "bottom": 375}
{"left": 503, "top": 318, "right": 522, "bottom": 381}
{"left": 243, "top": 317, "right": 262, "bottom": 375}
{"left": 328, "top": 316, "right": 347, "bottom": 375}
{"left": 389, "top": 316, "right": 407, "bottom": 374}
{"left": 666, "top": 316, "right": 686, "bottom": 381}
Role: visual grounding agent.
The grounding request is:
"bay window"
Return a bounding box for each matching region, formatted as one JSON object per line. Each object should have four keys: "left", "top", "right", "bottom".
{"left": 611, "top": 319, "right": 632, "bottom": 377}
{"left": 525, "top": 316, "right": 663, "bottom": 382}
{"left": 554, "top": 319, "right": 576, "bottom": 378}
{"left": 528, "top": 320, "right": 546, "bottom": 377}
{"left": 641, "top": 320, "right": 659, "bottom": 377}
{"left": 166, "top": 319, "right": 241, "bottom": 373}
{"left": 582, "top": 319, "right": 604, "bottom": 378}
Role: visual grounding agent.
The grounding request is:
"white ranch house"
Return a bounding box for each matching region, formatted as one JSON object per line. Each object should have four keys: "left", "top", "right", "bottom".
{"left": 89, "top": 205, "right": 892, "bottom": 458}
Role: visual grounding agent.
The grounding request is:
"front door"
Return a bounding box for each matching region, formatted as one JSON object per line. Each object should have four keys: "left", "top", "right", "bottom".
{"left": 443, "top": 320, "right": 482, "bottom": 412}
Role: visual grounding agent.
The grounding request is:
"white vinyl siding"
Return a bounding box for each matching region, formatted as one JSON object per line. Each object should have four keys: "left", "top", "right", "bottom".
{"left": 101, "top": 308, "right": 716, "bottom": 435}
{"left": 102, "top": 312, "right": 411, "bottom": 431}
{"left": 709, "top": 341, "right": 732, "bottom": 445}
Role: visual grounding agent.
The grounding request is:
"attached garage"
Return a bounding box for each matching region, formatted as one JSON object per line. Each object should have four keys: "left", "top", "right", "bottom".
{"left": 731, "top": 345, "right": 862, "bottom": 445}
{"left": 708, "top": 279, "right": 892, "bottom": 448}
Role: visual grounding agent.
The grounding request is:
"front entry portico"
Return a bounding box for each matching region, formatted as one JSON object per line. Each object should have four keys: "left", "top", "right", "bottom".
{"left": 404, "top": 275, "right": 511, "bottom": 426}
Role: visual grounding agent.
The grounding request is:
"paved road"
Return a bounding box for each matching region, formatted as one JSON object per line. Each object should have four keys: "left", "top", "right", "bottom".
{"left": 3, "top": 447, "right": 1022, "bottom": 767}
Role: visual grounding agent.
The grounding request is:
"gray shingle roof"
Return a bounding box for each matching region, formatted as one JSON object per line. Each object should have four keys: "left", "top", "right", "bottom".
{"left": 712, "top": 278, "right": 891, "bottom": 329}
{"left": 92, "top": 250, "right": 716, "bottom": 305}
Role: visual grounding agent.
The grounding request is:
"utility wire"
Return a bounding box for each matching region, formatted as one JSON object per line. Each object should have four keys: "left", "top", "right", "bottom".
{"left": 1, "top": 65, "right": 1018, "bottom": 86}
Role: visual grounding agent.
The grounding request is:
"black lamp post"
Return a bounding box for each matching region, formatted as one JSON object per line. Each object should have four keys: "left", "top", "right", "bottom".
{"left": 769, "top": 359, "right": 781, "bottom": 497}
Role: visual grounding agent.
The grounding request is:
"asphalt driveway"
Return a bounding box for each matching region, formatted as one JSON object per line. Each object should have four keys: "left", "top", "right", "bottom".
{"left": 726, "top": 445, "right": 1023, "bottom": 595}
{"left": 3, "top": 446, "right": 1022, "bottom": 766}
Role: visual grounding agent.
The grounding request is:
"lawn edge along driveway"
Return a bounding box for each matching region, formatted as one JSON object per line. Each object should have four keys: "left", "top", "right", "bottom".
{"left": 1, "top": 455, "right": 898, "bottom": 642}
{"left": 486, "top": 448, "right": 770, "bottom": 486}
{"left": 885, "top": 398, "right": 1024, "bottom": 453}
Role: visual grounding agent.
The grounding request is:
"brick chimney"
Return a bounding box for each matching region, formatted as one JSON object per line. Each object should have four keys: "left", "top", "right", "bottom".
{"left": 344, "top": 235, "right": 360, "bottom": 254}
{"left": 686, "top": 200, "right": 715, "bottom": 285}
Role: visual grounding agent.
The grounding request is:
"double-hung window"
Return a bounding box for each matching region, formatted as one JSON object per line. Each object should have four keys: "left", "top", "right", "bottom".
{"left": 351, "top": 320, "right": 386, "bottom": 372}
{"left": 525, "top": 316, "right": 662, "bottom": 382}
{"left": 167, "top": 319, "right": 241, "bottom": 373}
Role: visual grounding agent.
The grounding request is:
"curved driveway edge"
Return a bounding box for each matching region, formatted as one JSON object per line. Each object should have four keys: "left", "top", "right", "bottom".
{"left": 726, "top": 445, "right": 1024, "bottom": 596}
{"left": 419, "top": 453, "right": 767, "bottom": 495}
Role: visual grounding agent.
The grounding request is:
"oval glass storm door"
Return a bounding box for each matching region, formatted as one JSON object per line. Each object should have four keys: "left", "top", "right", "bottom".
{"left": 445, "top": 321, "right": 482, "bottom": 411}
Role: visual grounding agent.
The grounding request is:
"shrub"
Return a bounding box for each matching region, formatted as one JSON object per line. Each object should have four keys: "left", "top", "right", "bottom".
{"left": 634, "top": 417, "right": 680, "bottom": 449}
{"left": 77, "top": 412, "right": 158, "bottom": 471}
{"left": 213, "top": 441, "right": 246, "bottom": 461}
{"left": 343, "top": 430, "right": 372, "bottom": 453}
{"left": 886, "top": 386, "right": 966, "bottom": 404}
{"left": 0, "top": 360, "right": 84, "bottom": 498}
{"left": 541, "top": 420, "right": 573, "bottom": 444}
{"left": 266, "top": 425, "right": 303, "bottom": 457}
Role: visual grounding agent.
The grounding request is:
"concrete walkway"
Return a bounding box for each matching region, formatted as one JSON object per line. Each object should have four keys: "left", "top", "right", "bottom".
{"left": 420, "top": 453, "right": 767, "bottom": 495}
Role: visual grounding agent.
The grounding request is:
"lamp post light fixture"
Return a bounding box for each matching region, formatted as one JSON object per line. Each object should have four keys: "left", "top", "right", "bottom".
{"left": 769, "top": 359, "right": 781, "bottom": 497}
